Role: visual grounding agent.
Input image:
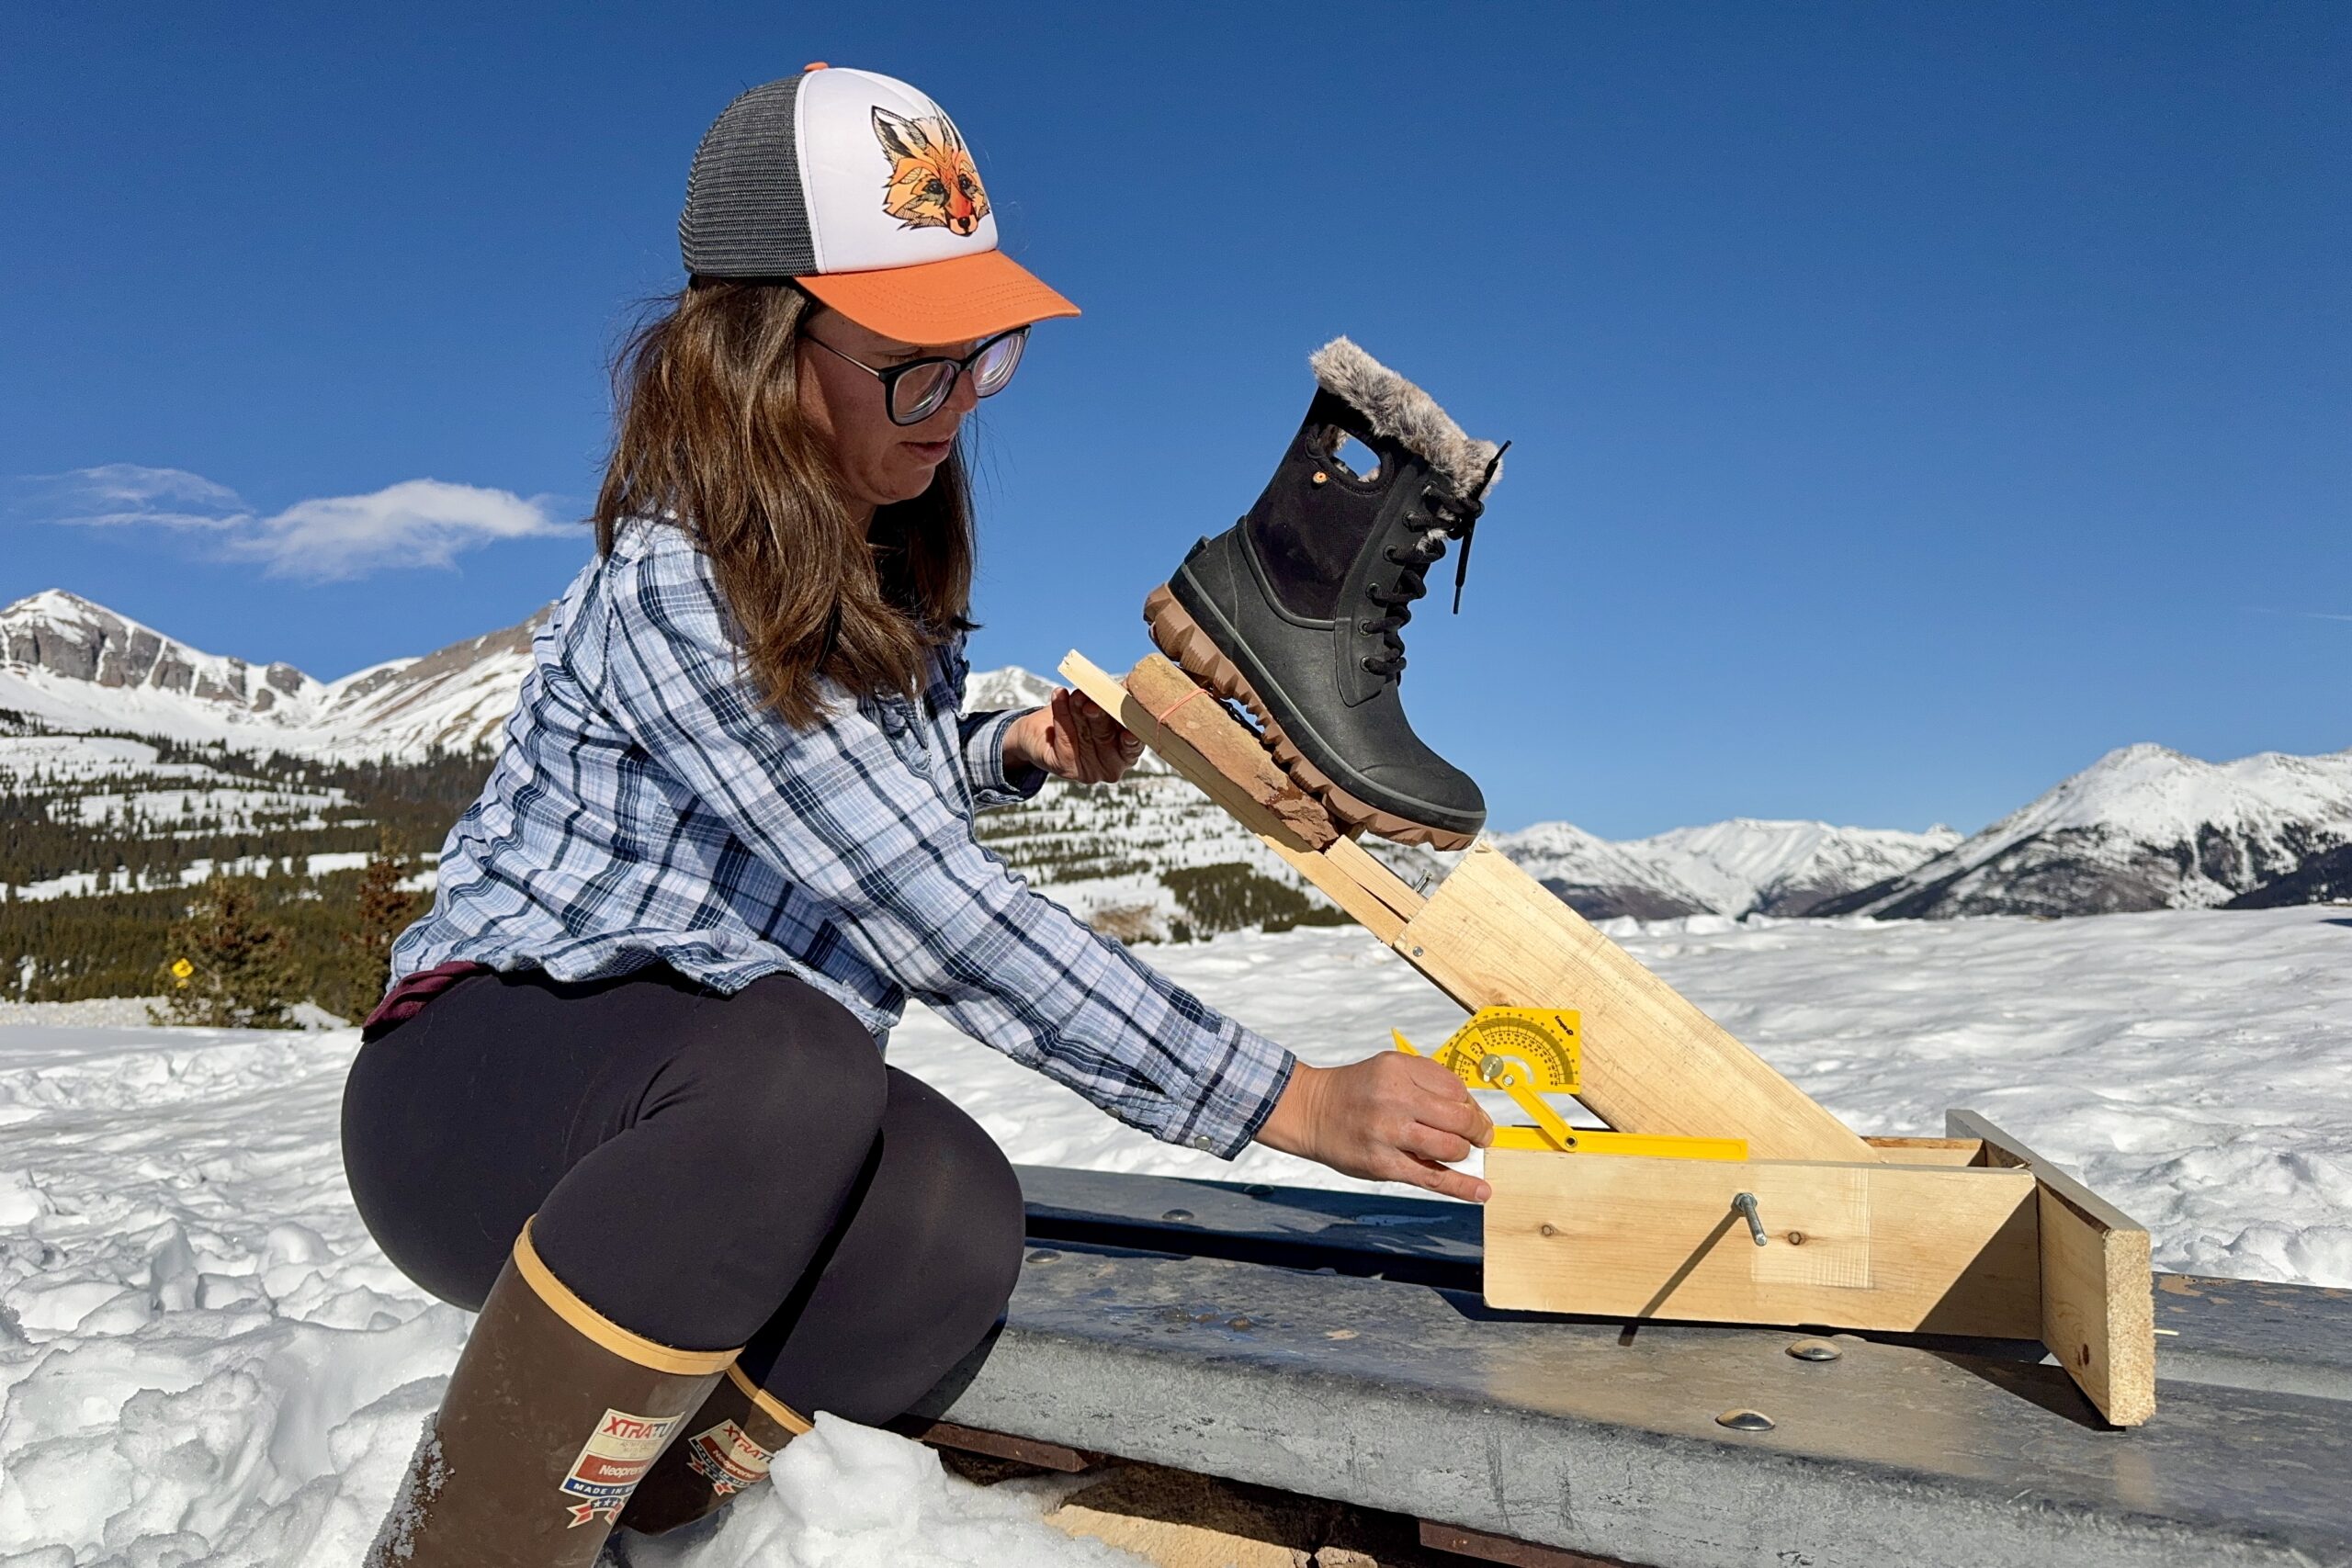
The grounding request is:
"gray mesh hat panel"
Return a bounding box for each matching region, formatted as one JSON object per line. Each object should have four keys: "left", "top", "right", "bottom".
{"left": 680, "top": 76, "right": 820, "bottom": 278}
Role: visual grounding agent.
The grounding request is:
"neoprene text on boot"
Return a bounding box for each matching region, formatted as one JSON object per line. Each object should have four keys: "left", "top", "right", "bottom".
{"left": 1147, "top": 336, "right": 1504, "bottom": 851}
{"left": 364, "top": 1219, "right": 735, "bottom": 1566}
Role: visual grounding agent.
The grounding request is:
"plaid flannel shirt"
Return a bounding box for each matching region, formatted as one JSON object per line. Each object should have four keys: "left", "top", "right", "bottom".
{"left": 389, "top": 519, "right": 1295, "bottom": 1156}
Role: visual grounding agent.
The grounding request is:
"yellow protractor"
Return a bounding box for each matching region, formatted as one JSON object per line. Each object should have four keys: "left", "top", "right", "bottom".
{"left": 1395, "top": 1009, "right": 1747, "bottom": 1162}
{"left": 1411, "top": 1007, "right": 1583, "bottom": 1094}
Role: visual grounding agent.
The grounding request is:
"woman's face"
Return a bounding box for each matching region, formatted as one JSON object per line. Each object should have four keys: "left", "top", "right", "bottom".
{"left": 797, "top": 308, "right": 985, "bottom": 516}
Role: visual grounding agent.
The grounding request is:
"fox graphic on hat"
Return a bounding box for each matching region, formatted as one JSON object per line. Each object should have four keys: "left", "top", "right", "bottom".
{"left": 679, "top": 62, "right": 1075, "bottom": 344}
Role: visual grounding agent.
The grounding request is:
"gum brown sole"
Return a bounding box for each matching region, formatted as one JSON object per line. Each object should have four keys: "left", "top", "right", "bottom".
{"left": 1143, "top": 583, "right": 1474, "bottom": 853}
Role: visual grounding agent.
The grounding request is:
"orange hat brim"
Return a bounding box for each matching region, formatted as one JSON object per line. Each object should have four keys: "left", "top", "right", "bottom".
{"left": 795, "top": 249, "right": 1079, "bottom": 346}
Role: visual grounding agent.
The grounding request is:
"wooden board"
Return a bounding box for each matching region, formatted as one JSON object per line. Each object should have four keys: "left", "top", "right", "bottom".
{"left": 1950, "top": 1111, "right": 2156, "bottom": 1427}
{"left": 1483, "top": 1147, "right": 2042, "bottom": 1337}
{"left": 1398, "top": 844, "right": 1879, "bottom": 1162}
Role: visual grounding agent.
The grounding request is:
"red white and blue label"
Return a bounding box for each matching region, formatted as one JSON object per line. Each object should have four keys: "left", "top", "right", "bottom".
{"left": 559, "top": 1407, "right": 681, "bottom": 1528}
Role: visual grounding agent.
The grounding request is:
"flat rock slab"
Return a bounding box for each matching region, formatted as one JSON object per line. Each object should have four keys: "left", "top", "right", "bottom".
{"left": 973, "top": 1168, "right": 2352, "bottom": 1567}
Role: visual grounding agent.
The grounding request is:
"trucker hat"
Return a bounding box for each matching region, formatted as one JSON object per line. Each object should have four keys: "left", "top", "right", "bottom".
{"left": 679, "top": 63, "right": 1080, "bottom": 344}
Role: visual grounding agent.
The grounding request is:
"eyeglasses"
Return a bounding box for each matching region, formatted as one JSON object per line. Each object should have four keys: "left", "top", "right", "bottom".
{"left": 800, "top": 324, "right": 1030, "bottom": 426}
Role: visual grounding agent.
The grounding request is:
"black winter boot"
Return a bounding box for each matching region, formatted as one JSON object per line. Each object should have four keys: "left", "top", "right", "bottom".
{"left": 1146, "top": 337, "right": 1504, "bottom": 851}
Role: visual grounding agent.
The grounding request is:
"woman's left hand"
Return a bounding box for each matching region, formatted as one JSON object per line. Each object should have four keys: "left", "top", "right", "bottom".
{"left": 1006, "top": 687, "right": 1146, "bottom": 784}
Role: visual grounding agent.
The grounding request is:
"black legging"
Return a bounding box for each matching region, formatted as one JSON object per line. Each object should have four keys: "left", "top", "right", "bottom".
{"left": 339, "top": 965, "right": 1025, "bottom": 1426}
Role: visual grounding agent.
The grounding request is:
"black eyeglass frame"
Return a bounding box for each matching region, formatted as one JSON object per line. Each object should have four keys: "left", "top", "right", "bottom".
{"left": 800, "top": 323, "right": 1031, "bottom": 426}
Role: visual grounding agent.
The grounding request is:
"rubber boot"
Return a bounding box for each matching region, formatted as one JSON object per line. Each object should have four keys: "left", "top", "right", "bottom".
{"left": 613, "top": 1362, "right": 812, "bottom": 1534}
{"left": 1148, "top": 336, "right": 1505, "bottom": 851}
{"left": 365, "top": 1218, "right": 736, "bottom": 1566}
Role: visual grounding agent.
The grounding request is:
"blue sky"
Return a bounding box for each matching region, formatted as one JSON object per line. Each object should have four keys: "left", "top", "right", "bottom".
{"left": 4, "top": 3, "right": 2345, "bottom": 837}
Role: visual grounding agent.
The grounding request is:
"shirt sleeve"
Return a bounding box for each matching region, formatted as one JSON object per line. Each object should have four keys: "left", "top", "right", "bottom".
{"left": 957, "top": 705, "right": 1050, "bottom": 809}
{"left": 590, "top": 541, "right": 1295, "bottom": 1157}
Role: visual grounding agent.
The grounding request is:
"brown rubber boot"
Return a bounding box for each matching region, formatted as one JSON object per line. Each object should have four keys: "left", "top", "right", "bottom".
{"left": 365, "top": 1218, "right": 737, "bottom": 1566}
{"left": 613, "top": 1362, "right": 813, "bottom": 1534}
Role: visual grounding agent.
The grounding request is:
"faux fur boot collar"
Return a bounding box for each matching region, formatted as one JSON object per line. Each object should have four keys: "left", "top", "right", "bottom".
{"left": 1309, "top": 337, "right": 1505, "bottom": 502}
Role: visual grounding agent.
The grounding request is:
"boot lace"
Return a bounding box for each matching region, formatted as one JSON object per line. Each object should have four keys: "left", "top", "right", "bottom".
{"left": 1358, "top": 445, "right": 1508, "bottom": 682}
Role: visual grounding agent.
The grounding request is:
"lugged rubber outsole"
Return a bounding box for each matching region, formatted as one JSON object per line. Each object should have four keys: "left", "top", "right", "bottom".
{"left": 1143, "top": 582, "right": 1474, "bottom": 852}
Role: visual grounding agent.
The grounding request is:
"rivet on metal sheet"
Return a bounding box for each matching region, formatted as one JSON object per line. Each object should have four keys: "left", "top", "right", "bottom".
{"left": 1787, "top": 1337, "right": 1842, "bottom": 1362}
{"left": 1717, "top": 1408, "right": 1775, "bottom": 1432}
{"left": 1161, "top": 1209, "right": 1196, "bottom": 1223}
{"left": 1732, "top": 1191, "right": 1769, "bottom": 1247}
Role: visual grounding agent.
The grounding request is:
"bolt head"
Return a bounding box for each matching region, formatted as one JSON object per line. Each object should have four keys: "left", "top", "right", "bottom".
{"left": 1716, "top": 1408, "right": 1775, "bottom": 1432}
{"left": 1787, "top": 1337, "right": 1841, "bottom": 1362}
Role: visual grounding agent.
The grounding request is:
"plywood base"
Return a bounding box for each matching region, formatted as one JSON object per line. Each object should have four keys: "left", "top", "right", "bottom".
{"left": 1485, "top": 1145, "right": 2042, "bottom": 1338}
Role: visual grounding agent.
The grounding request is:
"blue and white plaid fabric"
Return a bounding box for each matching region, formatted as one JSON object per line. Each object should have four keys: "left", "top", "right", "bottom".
{"left": 390, "top": 519, "right": 1295, "bottom": 1156}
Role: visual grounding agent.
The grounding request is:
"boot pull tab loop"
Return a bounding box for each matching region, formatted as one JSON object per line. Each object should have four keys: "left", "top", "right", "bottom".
{"left": 1451, "top": 439, "right": 1510, "bottom": 615}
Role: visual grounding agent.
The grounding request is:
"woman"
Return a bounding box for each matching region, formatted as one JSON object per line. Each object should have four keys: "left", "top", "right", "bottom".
{"left": 343, "top": 64, "right": 1493, "bottom": 1564}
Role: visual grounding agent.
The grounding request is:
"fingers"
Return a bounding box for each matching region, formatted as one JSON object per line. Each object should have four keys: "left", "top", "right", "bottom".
{"left": 1394, "top": 1154, "right": 1491, "bottom": 1205}
{"left": 1043, "top": 686, "right": 1143, "bottom": 783}
{"left": 1413, "top": 1080, "right": 1495, "bottom": 1148}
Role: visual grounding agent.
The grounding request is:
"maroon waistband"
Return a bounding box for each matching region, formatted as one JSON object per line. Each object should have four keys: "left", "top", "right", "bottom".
{"left": 361, "top": 960, "right": 491, "bottom": 1041}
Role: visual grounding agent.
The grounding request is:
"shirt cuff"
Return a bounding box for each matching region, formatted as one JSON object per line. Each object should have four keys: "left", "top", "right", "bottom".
{"left": 963, "top": 705, "right": 1050, "bottom": 808}
{"left": 1168, "top": 1023, "right": 1297, "bottom": 1159}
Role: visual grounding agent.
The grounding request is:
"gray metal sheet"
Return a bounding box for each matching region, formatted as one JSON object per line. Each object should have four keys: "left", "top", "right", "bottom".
{"left": 924, "top": 1240, "right": 2352, "bottom": 1568}
{"left": 1017, "top": 1165, "right": 2352, "bottom": 1400}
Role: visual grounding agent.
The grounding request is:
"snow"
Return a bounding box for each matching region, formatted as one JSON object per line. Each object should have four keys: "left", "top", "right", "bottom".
{"left": 0, "top": 905, "right": 2346, "bottom": 1561}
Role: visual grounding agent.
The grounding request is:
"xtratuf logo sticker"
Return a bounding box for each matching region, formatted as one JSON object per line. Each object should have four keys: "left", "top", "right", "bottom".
{"left": 560, "top": 1408, "right": 680, "bottom": 1527}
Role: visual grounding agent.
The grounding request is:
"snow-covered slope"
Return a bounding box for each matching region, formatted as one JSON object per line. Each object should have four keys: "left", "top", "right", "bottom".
{"left": 1494, "top": 817, "right": 1962, "bottom": 919}
{"left": 1821, "top": 743, "right": 2352, "bottom": 919}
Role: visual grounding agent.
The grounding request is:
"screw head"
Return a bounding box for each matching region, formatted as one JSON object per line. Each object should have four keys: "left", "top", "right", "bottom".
{"left": 1716, "top": 1408, "right": 1775, "bottom": 1432}
{"left": 1787, "top": 1337, "right": 1841, "bottom": 1362}
{"left": 1161, "top": 1208, "right": 1196, "bottom": 1224}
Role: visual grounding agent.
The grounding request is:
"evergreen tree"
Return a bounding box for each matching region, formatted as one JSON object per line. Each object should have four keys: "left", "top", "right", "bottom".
{"left": 151, "top": 877, "right": 300, "bottom": 1029}
{"left": 321, "top": 831, "right": 427, "bottom": 1021}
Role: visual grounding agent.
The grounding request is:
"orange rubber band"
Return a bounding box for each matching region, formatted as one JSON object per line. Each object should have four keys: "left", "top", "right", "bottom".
{"left": 1148, "top": 683, "right": 1213, "bottom": 729}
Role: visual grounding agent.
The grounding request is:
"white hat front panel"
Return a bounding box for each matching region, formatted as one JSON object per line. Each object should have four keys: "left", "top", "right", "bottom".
{"left": 797, "top": 67, "right": 1001, "bottom": 274}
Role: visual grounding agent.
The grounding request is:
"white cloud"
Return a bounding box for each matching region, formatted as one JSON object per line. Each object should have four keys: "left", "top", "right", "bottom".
{"left": 226, "top": 478, "right": 569, "bottom": 581}
{"left": 15, "top": 466, "right": 570, "bottom": 581}
{"left": 16, "top": 463, "right": 251, "bottom": 529}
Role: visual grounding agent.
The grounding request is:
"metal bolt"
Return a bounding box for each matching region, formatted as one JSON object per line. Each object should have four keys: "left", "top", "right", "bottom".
{"left": 1787, "top": 1337, "right": 1841, "bottom": 1362}
{"left": 1716, "top": 1408, "right": 1775, "bottom": 1432}
{"left": 1025, "top": 1248, "right": 1062, "bottom": 1264}
{"left": 1161, "top": 1209, "right": 1195, "bottom": 1224}
{"left": 1410, "top": 945, "right": 1424, "bottom": 957}
{"left": 1731, "top": 1192, "right": 1770, "bottom": 1247}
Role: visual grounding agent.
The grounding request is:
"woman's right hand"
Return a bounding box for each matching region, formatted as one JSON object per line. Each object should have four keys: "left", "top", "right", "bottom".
{"left": 1251, "top": 1055, "right": 1495, "bottom": 1203}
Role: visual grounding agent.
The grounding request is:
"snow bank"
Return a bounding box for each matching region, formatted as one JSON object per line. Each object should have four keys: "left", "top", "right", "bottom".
{"left": 1, "top": 906, "right": 2346, "bottom": 1562}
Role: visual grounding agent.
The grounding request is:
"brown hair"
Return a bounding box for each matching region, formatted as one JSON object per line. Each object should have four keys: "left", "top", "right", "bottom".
{"left": 592, "top": 280, "right": 976, "bottom": 729}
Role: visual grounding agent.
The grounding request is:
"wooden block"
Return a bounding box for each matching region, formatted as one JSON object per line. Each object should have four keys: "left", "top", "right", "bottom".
{"left": 1125, "top": 655, "right": 1337, "bottom": 849}
{"left": 1396, "top": 843, "right": 1879, "bottom": 1163}
{"left": 1058, "top": 651, "right": 1408, "bottom": 942}
{"left": 1484, "top": 1147, "right": 2042, "bottom": 1337}
{"left": 1949, "top": 1111, "right": 2156, "bottom": 1427}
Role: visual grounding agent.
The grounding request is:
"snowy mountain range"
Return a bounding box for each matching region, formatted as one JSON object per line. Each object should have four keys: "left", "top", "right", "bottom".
{"left": 0, "top": 590, "right": 537, "bottom": 758}
{"left": 6, "top": 588, "right": 2347, "bottom": 923}
{"left": 1813, "top": 742, "right": 2352, "bottom": 919}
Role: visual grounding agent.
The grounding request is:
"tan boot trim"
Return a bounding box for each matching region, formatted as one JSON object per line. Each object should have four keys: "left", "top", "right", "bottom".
{"left": 725, "top": 1361, "right": 815, "bottom": 1435}
{"left": 513, "top": 1218, "right": 739, "bottom": 1376}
